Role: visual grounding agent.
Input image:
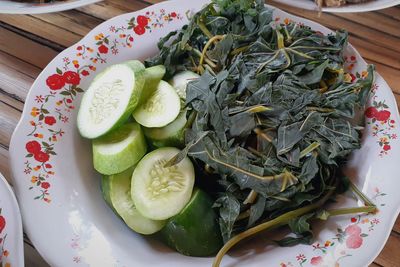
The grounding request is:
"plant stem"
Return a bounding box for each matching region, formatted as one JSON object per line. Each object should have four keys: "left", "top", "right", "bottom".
{"left": 300, "top": 142, "right": 320, "bottom": 158}
{"left": 199, "top": 34, "right": 225, "bottom": 67}
{"left": 327, "top": 206, "right": 376, "bottom": 217}
{"left": 212, "top": 184, "right": 337, "bottom": 267}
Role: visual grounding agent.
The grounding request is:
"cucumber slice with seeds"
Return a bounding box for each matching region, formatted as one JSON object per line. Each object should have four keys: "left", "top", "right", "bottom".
{"left": 139, "top": 65, "right": 166, "bottom": 105}
{"left": 77, "top": 60, "right": 145, "bottom": 139}
{"left": 102, "top": 167, "right": 165, "bottom": 235}
{"left": 93, "top": 122, "right": 147, "bottom": 175}
{"left": 143, "top": 110, "right": 187, "bottom": 148}
{"left": 132, "top": 81, "right": 180, "bottom": 128}
{"left": 131, "top": 147, "right": 195, "bottom": 220}
{"left": 169, "top": 71, "right": 199, "bottom": 100}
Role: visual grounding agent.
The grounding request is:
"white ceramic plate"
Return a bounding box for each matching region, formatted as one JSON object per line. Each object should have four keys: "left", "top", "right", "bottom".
{"left": 0, "top": 0, "right": 101, "bottom": 14}
{"left": 275, "top": 0, "right": 400, "bottom": 12}
{"left": 0, "top": 173, "right": 24, "bottom": 267}
{"left": 9, "top": 0, "right": 400, "bottom": 266}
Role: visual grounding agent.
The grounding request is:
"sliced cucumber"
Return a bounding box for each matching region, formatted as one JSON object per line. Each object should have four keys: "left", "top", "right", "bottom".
{"left": 143, "top": 110, "right": 187, "bottom": 148}
{"left": 77, "top": 60, "right": 145, "bottom": 139}
{"left": 139, "top": 65, "right": 166, "bottom": 105}
{"left": 93, "top": 122, "right": 147, "bottom": 175}
{"left": 132, "top": 80, "right": 180, "bottom": 128}
{"left": 161, "top": 188, "right": 223, "bottom": 256}
{"left": 169, "top": 71, "right": 199, "bottom": 100}
{"left": 102, "top": 167, "right": 165, "bottom": 235}
{"left": 131, "top": 147, "right": 195, "bottom": 220}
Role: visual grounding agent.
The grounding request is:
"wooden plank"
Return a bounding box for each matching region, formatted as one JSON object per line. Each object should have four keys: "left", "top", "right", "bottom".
{"left": 269, "top": 1, "right": 400, "bottom": 55}
{"left": 0, "top": 146, "right": 12, "bottom": 185}
{"left": 348, "top": 35, "right": 400, "bottom": 70}
{"left": 0, "top": 14, "right": 81, "bottom": 48}
{"left": 0, "top": 101, "right": 21, "bottom": 149}
{"left": 77, "top": 1, "right": 149, "bottom": 21}
{"left": 0, "top": 59, "right": 35, "bottom": 102}
{"left": 369, "top": 263, "right": 383, "bottom": 267}
{"left": 374, "top": 232, "right": 400, "bottom": 267}
{"left": 32, "top": 10, "right": 103, "bottom": 37}
{"left": 377, "top": 7, "right": 400, "bottom": 21}
{"left": 0, "top": 93, "right": 24, "bottom": 112}
{"left": 393, "top": 216, "right": 400, "bottom": 234}
{"left": 0, "top": 51, "right": 41, "bottom": 79}
{"left": 0, "top": 27, "right": 58, "bottom": 69}
{"left": 142, "top": 0, "right": 163, "bottom": 4}
{"left": 333, "top": 12, "right": 400, "bottom": 38}
{"left": 368, "top": 60, "right": 400, "bottom": 95}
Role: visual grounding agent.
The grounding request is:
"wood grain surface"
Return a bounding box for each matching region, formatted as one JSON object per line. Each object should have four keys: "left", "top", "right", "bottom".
{"left": 0, "top": 0, "right": 399, "bottom": 266}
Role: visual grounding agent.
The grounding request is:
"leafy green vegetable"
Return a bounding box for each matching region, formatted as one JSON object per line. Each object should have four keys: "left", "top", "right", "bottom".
{"left": 146, "top": 0, "right": 376, "bottom": 264}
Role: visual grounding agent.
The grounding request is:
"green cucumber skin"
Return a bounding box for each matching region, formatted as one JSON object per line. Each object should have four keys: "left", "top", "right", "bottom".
{"left": 101, "top": 175, "right": 120, "bottom": 216}
{"left": 143, "top": 110, "right": 187, "bottom": 149}
{"left": 101, "top": 167, "right": 166, "bottom": 235}
{"left": 78, "top": 60, "right": 145, "bottom": 139}
{"left": 93, "top": 123, "right": 147, "bottom": 175}
{"left": 139, "top": 65, "right": 166, "bottom": 106}
{"left": 147, "top": 135, "right": 184, "bottom": 149}
{"left": 161, "top": 189, "right": 223, "bottom": 257}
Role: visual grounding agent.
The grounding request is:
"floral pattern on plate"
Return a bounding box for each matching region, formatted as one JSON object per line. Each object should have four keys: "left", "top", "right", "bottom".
{"left": 23, "top": 9, "right": 183, "bottom": 203}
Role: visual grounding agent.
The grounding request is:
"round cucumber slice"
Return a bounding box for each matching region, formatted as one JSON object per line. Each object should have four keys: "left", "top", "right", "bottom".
{"left": 102, "top": 167, "right": 165, "bottom": 235}
{"left": 93, "top": 122, "right": 147, "bottom": 175}
{"left": 131, "top": 147, "right": 195, "bottom": 220}
{"left": 161, "top": 188, "right": 223, "bottom": 256}
{"left": 143, "top": 110, "right": 187, "bottom": 148}
{"left": 77, "top": 60, "right": 145, "bottom": 139}
{"left": 139, "top": 65, "right": 166, "bottom": 105}
{"left": 132, "top": 80, "right": 180, "bottom": 128}
{"left": 169, "top": 71, "right": 199, "bottom": 100}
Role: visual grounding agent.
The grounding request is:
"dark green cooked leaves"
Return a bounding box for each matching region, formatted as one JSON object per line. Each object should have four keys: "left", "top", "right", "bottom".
{"left": 147, "top": 0, "right": 374, "bottom": 244}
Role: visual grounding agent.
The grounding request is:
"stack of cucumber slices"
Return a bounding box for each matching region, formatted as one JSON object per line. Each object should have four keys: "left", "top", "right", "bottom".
{"left": 77, "top": 60, "right": 221, "bottom": 256}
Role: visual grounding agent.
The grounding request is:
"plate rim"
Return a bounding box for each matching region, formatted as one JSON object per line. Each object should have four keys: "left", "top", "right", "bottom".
{"left": 0, "top": 172, "right": 25, "bottom": 267}
{"left": 274, "top": 0, "right": 400, "bottom": 13}
{"left": 0, "top": 0, "right": 102, "bottom": 15}
{"left": 9, "top": 0, "right": 400, "bottom": 266}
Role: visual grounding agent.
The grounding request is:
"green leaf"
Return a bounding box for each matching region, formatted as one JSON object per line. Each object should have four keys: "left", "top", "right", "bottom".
{"left": 60, "top": 91, "right": 71, "bottom": 96}
{"left": 56, "top": 68, "right": 63, "bottom": 75}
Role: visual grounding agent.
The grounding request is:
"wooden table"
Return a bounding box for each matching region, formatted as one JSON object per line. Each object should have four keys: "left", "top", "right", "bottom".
{"left": 0, "top": 0, "right": 399, "bottom": 266}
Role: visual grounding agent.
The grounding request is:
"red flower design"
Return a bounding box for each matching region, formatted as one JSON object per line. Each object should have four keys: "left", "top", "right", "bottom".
{"left": 137, "top": 15, "right": 148, "bottom": 26}
{"left": 310, "top": 256, "right": 323, "bottom": 266}
{"left": 26, "top": 140, "right": 41, "bottom": 154}
{"left": 346, "top": 235, "right": 363, "bottom": 249}
{"left": 171, "top": 12, "right": 177, "bottom": 17}
{"left": 98, "top": 45, "right": 109, "bottom": 54}
{"left": 81, "top": 70, "right": 90, "bottom": 76}
{"left": 351, "top": 217, "right": 357, "bottom": 223}
{"left": 129, "top": 36, "right": 134, "bottom": 42}
{"left": 345, "top": 224, "right": 361, "bottom": 236}
{"left": 350, "top": 55, "right": 356, "bottom": 61}
{"left": 134, "top": 25, "right": 145, "bottom": 35}
{"left": 350, "top": 73, "right": 356, "bottom": 82}
{"left": 63, "top": 71, "right": 81, "bottom": 85}
{"left": 45, "top": 163, "right": 52, "bottom": 169}
{"left": 383, "top": 144, "right": 391, "bottom": 151}
{"left": 375, "top": 110, "right": 391, "bottom": 122}
{"left": 41, "top": 182, "right": 51, "bottom": 189}
{"left": 44, "top": 116, "right": 56, "bottom": 126}
{"left": 34, "top": 151, "right": 50, "bottom": 163}
{"left": 77, "top": 46, "right": 83, "bottom": 50}
{"left": 46, "top": 74, "right": 65, "bottom": 90}
{"left": 0, "top": 215, "right": 5, "bottom": 234}
{"left": 66, "top": 99, "right": 72, "bottom": 103}
{"left": 365, "top": 107, "right": 377, "bottom": 119}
